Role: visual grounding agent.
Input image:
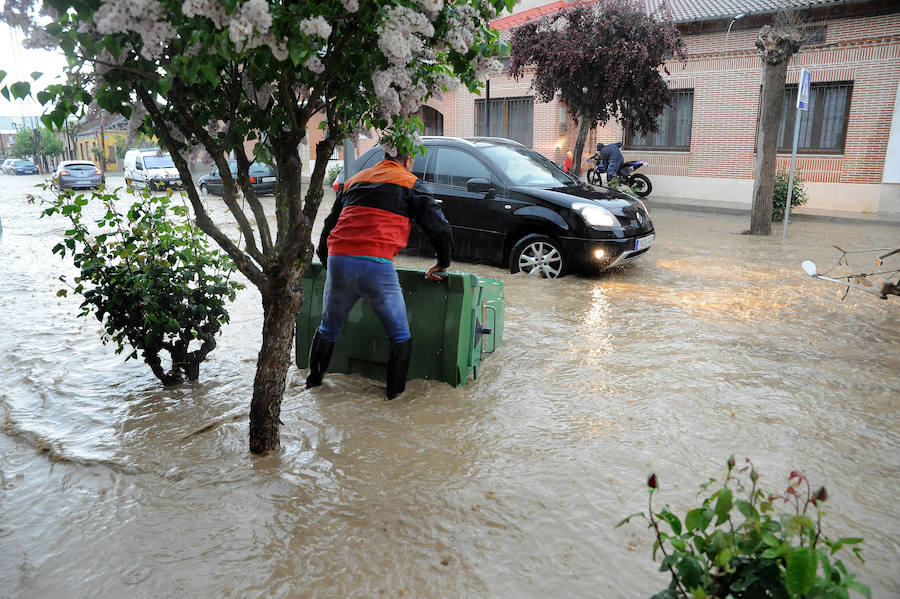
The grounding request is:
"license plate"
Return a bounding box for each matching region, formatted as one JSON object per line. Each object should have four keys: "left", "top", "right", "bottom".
{"left": 635, "top": 233, "right": 655, "bottom": 251}
{"left": 260, "top": 177, "right": 274, "bottom": 183}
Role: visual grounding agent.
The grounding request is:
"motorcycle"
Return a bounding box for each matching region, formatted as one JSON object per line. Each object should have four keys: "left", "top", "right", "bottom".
{"left": 585, "top": 157, "right": 653, "bottom": 198}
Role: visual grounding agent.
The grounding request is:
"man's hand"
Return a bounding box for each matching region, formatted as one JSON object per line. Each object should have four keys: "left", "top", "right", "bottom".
{"left": 425, "top": 263, "right": 448, "bottom": 280}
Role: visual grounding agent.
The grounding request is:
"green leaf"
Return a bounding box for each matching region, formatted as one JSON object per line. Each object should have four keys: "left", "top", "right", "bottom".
{"left": 830, "top": 537, "right": 864, "bottom": 554}
{"left": 0, "top": 86, "right": 9, "bottom": 101}
{"left": 10, "top": 81, "right": 31, "bottom": 99}
{"left": 616, "top": 512, "right": 645, "bottom": 528}
{"left": 736, "top": 499, "right": 756, "bottom": 519}
{"left": 714, "top": 488, "right": 733, "bottom": 525}
{"left": 31, "top": 71, "right": 43, "bottom": 80}
{"left": 200, "top": 64, "right": 218, "bottom": 85}
{"left": 676, "top": 555, "right": 703, "bottom": 590}
{"left": 159, "top": 75, "right": 173, "bottom": 95}
{"left": 785, "top": 547, "right": 817, "bottom": 595}
{"left": 657, "top": 510, "right": 682, "bottom": 536}
{"left": 846, "top": 579, "right": 872, "bottom": 598}
{"left": 56, "top": 289, "right": 68, "bottom": 297}
{"left": 714, "top": 547, "right": 731, "bottom": 567}
{"left": 685, "top": 508, "right": 713, "bottom": 533}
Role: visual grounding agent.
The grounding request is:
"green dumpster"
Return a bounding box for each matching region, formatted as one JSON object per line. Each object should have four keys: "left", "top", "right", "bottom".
{"left": 295, "top": 263, "right": 504, "bottom": 387}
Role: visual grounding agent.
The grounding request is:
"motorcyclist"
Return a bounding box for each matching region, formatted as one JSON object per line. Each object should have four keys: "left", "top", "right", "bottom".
{"left": 593, "top": 142, "right": 624, "bottom": 184}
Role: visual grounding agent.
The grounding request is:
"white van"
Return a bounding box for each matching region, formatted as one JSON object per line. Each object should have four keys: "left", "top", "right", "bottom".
{"left": 123, "top": 148, "right": 182, "bottom": 190}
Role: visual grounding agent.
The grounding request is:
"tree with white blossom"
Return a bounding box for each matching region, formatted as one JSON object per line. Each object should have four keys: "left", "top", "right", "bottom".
{"left": 1, "top": 0, "right": 512, "bottom": 454}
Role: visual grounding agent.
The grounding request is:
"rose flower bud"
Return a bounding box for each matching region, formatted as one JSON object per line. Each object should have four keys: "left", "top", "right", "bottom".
{"left": 647, "top": 473, "right": 658, "bottom": 489}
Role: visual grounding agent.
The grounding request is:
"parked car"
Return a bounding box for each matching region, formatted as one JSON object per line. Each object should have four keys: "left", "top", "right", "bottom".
{"left": 51, "top": 160, "right": 105, "bottom": 191}
{"left": 343, "top": 137, "right": 655, "bottom": 278}
{"left": 1, "top": 159, "right": 15, "bottom": 174}
{"left": 198, "top": 160, "right": 277, "bottom": 196}
{"left": 123, "top": 148, "right": 181, "bottom": 190}
{"left": 11, "top": 159, "right": 39, "bottom": 175}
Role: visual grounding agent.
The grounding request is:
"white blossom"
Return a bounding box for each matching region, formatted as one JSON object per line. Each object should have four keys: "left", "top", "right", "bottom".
{"left": 304, "top": 55, "right": 325, "bottom": 74}
{"left": 126, "top": 102, "right": 147, "bottom": 146}
{"left": 227, "top": 0, "right": 272, "bottom": 50}
{"left": 340, "top": 0, "right": 359, "bottom": 12}
{"left": 376, "top": 5, "right": 434, "bottom": 67}
{"left": 299, "top": 15, "right": 331, "bottom": 40}
{"left": 471, "top": 56, "right": 502, "bottom": 79}
{"left": 181, "top": 0, "right": 227, "bottom": 29}
{"left": 93, "top": 0, "right": 176, "bottom": 59}
{"left": 267, "top": 38, "right": 289, "bottom": 61}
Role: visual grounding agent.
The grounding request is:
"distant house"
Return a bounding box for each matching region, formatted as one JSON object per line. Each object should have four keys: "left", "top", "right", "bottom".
{"left": 72, "top": 111, "right": 128, "bottom": 171}
{"left": 0, "top": 115, "right": 42, "bottom": 159}
{"left": 318, "top": 0, "right": 899, "bottom": 219}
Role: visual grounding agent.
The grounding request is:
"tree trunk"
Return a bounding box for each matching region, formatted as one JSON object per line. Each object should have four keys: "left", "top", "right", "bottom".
{"left": 249, "top": 280, "right": 304, "bottom": 454}
{"left": 750, "top": 23, "right": 802, "bottom": 235}
{"left": 571, "top": 113, "right": 592, "bottom": 178}
{"left": 750, "top": 59, "right": 790, "bottom": 235}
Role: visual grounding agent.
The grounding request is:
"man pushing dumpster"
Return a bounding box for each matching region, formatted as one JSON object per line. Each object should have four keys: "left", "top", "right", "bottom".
{"left": 307, "top": 149, "right": 453, "bottom": 399}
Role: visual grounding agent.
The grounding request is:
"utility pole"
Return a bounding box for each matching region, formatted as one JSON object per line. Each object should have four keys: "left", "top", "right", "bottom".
{"left": 32, "top": 126, "right": 42, "bottom": 174}
{"left": 64, "top": 119, "right": 74, "bottom": 160}
{"left": 99, "top": 111, "right": 107, "bottom": 174}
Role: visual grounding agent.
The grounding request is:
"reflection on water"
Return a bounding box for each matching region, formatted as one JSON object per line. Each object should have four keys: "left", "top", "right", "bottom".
{"left": 1, "top": 176, "right": 898, "bottom": 598}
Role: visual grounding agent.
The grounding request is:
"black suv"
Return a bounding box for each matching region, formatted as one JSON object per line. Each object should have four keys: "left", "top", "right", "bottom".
{"left": 343, "top": 137, "right": 654, "bottom": 278}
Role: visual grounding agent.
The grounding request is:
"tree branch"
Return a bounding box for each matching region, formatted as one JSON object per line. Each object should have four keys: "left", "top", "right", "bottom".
{"left": 135, "top": 87, "right": 265, "bottom": 287}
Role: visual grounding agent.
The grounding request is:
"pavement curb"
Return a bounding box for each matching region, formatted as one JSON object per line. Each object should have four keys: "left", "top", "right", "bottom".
{"left": 644, "top": 196, "right": 900, "bottom": 227}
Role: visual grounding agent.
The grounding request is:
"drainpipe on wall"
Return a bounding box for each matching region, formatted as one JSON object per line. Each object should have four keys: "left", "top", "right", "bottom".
{"left": 485, "top": 79, "right": 491, "bottom": 136}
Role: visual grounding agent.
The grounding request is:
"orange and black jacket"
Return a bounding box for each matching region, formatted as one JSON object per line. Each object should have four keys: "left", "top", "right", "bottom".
{"left": 317, "top": 159, "right": 452, "bottom": 267}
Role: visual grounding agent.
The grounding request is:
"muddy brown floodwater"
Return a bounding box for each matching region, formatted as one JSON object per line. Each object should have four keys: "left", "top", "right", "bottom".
{"left": 1, "top": 174, "right": 898, "bottom": 598}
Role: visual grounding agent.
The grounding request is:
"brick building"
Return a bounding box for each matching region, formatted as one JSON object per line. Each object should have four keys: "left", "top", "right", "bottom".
{"left": 308, "top": 0, "right": 900, "bottom": 218}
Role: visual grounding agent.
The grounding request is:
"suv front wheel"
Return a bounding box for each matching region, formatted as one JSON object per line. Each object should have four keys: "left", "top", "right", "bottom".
{"left": 509, "top": 234, "right": 566, "bottom": 279}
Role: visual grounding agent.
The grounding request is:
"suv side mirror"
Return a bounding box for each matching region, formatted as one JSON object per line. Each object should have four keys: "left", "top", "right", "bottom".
{"left": 467, "top": 178, "right": 493, "bottom": 194}
{"left": 135, "top": 160, "right": 143, "bottom": 171}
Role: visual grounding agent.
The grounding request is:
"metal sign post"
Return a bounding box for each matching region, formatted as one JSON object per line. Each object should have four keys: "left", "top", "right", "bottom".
{"left": 783, "top": 68, "right": 810, "bottom": 240}
{"left": 342, "top": 138, "right": 355, "bottom": 182}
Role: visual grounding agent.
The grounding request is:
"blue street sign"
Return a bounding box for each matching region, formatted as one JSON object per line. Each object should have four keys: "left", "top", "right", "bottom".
{"left": 797, "top": 69, "right": 811, "bottom": 111}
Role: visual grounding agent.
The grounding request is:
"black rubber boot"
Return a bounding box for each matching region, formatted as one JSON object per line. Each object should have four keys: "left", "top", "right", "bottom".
{"left": 305, "top": 331, "right": 335, "bottom": 389}
{"left": 385, "top": 338, "right": 413, "bottom": 400}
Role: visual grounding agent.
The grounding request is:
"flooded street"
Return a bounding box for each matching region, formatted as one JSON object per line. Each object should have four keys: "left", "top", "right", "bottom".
{"left": 1, "top": 173, "right": 898, "bottom": 598}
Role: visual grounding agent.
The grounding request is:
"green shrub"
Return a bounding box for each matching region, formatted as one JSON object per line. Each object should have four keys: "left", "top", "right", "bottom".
{"left": 325, "top": 162, "right": 343, "bottom": 187}
{"left": 39, "top": 188, "right": 243, "bottom": 385}
{"left": 773, "top": 168, "right": 808, "bottom": 222}
{"left": 619, "top": 457, "right": 870, "bottom": 599}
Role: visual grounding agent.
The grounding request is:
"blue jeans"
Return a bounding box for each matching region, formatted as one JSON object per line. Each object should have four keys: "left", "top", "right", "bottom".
{"left": 317, "top": 255, "right": 411, "bottom": 344}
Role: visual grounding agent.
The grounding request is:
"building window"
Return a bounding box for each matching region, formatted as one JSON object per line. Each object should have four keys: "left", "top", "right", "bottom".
{"left": 421, "top": 106, "right": 444, "bottom": 136}
{"left": 803, "top": 25, "right": 826, "bottom": 44}
{"left": 474, "top": 96, "right": 534, "bottom": 147}
{"left": 625, "top": 89, "right": 694, "bottom": 151}
{"left": 776, "top": 81, "right": 851, "bottom": 154}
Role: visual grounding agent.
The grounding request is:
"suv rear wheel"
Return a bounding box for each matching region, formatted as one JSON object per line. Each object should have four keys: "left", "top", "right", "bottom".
{"left": 509, "top": 234, "right": 566, "bottom": 278}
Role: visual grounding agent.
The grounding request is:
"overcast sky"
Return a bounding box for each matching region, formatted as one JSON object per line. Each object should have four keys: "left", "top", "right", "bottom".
{"left": 0, "top": 22, "right": 67, "bottom": 118}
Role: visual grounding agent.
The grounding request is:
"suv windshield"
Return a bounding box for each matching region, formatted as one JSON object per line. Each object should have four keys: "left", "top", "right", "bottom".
{"left": 143, "top": 154, "right": 175, "bottom": 169}
{"left": 479, "top": 145, "right": 576, "bottom": 187}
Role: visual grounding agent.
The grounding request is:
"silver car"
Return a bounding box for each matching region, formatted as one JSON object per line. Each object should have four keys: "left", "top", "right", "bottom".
{"left": 52, "top": 160, "right": 105, "bottom": 190}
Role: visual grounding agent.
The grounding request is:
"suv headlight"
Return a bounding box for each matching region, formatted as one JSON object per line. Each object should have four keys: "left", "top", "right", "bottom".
{"left": 573, "top": 202, "right": 617, "bottom": 227}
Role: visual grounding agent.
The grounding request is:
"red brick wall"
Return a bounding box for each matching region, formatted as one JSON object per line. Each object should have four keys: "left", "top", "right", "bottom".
{"left": 622, "top": 11, "right": 900, "bottom": 186}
